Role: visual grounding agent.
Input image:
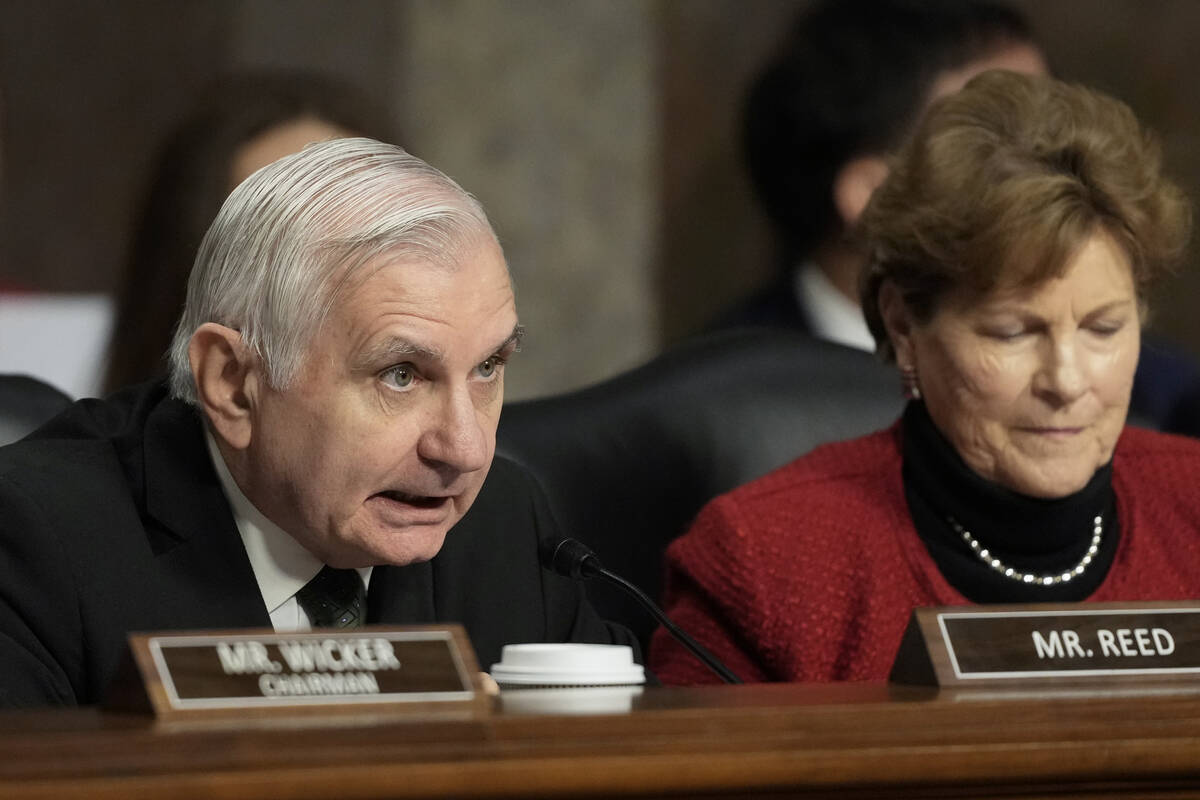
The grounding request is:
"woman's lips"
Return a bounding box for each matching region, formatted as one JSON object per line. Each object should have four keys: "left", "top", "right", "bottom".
{"left": 1018, "top": 426, "right": 1085, "bottom": 438}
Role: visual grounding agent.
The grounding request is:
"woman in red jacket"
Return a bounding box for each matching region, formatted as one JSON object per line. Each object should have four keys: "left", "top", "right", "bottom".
{"left": 651, "top": 70, "right": 1199, "bottom": 684}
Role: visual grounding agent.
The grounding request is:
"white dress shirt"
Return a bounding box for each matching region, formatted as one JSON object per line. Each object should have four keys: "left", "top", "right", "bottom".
{"left": 205, "top": 432, "right": 371, "bottom": 632}
{"left": 793, "top": 261, "right": 876, "bottom": 352}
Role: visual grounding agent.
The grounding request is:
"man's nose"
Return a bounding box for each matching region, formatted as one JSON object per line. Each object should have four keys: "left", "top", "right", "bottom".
{"left": 418, "top": 387, "right": 490, "bottom": 475}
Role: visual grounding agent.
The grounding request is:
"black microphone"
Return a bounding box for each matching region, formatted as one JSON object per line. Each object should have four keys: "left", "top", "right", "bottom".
{"left": 541, "top": 538, "right": 742, "bottom": 684}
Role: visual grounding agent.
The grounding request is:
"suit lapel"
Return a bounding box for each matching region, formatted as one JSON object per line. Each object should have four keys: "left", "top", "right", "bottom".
{"left": 129, "top": 387, "right": 443, "bottom": 631}
{"left": 366, "top": 561, "right": 436, "bottom": 625}
{"left": 137, "top": 395, "right": 270, "bottom": 628}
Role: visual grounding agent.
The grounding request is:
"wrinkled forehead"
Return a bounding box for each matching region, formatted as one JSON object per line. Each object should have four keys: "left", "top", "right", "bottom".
{"left": 304, "top": 230, "right": 510, "bottom": 351}
{"left": 322, "top": 224, "right": 506, "bottom": 299}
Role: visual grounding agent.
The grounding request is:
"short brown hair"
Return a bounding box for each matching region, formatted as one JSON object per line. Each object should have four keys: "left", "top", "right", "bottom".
{"left": 860, "top": 70, "right": 1191, "bottom": 362}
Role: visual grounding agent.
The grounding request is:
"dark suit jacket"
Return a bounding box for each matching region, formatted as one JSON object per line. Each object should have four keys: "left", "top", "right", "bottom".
{"left": 0, "top": 382, "right": 633, "bottom": 706}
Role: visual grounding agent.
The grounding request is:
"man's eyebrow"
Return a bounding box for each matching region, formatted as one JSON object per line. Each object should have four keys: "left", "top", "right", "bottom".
{"left": 352, "top": 324, "right": 524, "bottom": 372}
{"left": 495, "top": 323, "right": 526, "bottom": 356}
{"left": 353, "top": 337, "right": 444, "bottom": 371}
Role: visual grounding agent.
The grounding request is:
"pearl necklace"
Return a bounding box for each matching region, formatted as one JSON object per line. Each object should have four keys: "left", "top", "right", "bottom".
{"left": 948, "top": 515, "right": 1103, "bottom": 586}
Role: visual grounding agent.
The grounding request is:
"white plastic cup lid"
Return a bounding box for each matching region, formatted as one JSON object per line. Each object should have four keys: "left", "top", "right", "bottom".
{"left": 489, "top": 643, "right": 645, "bottom": 687}
{"left": 498, "top": 686, "right": 644, "bottom": 714}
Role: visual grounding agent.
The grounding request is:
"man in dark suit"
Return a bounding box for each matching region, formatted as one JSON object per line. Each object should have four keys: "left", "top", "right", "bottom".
{"left": 0, "top": 137, "right": 632, "bottom": 706}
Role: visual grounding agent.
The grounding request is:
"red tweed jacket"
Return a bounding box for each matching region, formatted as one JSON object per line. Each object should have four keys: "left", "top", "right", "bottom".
{"left": 650, "top": 424, "right": 1200, "bottom": 685}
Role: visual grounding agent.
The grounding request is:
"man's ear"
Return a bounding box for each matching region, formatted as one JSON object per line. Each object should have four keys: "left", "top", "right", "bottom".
{"left": 877, "top": 280, "right": 917, "bottom": 367}
{"left": 832, "top": 155, "right": 890, "bottom": 227}
{"left": 188, "top": 323, "right": 257, "bottom": 450}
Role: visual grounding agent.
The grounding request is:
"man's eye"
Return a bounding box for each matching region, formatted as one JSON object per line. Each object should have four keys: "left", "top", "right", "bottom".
{"left": 381, "top": 364, "right": 416, "bottom": 390}
{"left": 477, "top": 356, "right": 504, "bottom": 379}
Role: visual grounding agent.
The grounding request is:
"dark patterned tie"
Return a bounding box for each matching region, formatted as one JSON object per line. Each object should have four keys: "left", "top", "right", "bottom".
{"left": 295, "top": 565, "right": 366, "bottom": 629}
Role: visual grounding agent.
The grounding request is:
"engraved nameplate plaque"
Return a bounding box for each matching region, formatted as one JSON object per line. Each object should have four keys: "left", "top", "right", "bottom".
{"left": 890, "top": 601, "right": 1200, "bottom": 687}
{"left": 105, "top": 625, "right": 486, "bottom": 719}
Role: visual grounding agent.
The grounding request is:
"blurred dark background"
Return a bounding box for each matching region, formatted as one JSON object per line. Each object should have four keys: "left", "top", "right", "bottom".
{"left": 1, "top": 0, "right": 1197, "bottom": 400}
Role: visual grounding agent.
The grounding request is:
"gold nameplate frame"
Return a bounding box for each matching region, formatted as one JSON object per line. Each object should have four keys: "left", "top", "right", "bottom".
{"left": 890, "top": 601, "right": 1200, "bottom": 688}
{"left": 105, "top": 624, "right": 486, "bottom": 720}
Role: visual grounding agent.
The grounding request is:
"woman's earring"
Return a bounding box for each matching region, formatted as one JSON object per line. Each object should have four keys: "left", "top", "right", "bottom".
{"left": 900, "top": 364, "right": 921, "bottom": 400}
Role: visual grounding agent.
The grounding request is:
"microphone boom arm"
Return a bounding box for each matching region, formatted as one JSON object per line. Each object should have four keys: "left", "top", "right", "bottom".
{"left": 593, "top": 565, "right": 743, "bottom": 685}
{"left": 545, "top": 537, "right": 742, "bottom": 685}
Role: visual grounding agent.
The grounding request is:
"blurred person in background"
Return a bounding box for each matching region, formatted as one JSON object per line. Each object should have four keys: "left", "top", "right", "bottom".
{"left": 104, "top": 71, "right": 389, "bottom": 393}
{"left": 654, "top": 71, "right": 1200, "bottom": 685}
{"left": 717, "top": 0, "right": 1199, "bottom": 427}
{"left": 721, "top": 0, "right": 1045, "bottom": 345}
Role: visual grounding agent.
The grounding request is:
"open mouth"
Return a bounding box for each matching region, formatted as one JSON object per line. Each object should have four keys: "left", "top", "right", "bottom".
{"left": 375, "top": 490, "right": 450, "bottom": 510}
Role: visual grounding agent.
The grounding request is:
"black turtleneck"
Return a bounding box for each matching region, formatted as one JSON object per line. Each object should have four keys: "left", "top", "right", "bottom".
{"left": 902, "top": 401, "right": 1120, "bottom": 603}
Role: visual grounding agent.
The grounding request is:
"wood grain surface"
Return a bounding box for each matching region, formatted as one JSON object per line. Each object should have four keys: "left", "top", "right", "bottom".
{"left": 5, "top": 681, "right": 1200, "bottom": 798}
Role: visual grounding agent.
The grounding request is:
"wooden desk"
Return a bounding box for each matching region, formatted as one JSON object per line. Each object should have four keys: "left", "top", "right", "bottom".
{"left": 4, "top": 682, "right": 1200, "bottom": 799}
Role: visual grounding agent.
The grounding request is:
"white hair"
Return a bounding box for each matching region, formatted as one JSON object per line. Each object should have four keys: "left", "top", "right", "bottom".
{"left": 167, "top": 137, "right": 495, "bottom": 404}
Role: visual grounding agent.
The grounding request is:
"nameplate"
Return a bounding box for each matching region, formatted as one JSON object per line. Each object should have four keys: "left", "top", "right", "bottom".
{"left": 890, "top": 602, "right": 1200, "bottom": 687}
{"left": 105, "top": 625, "right": 486, "bottom": 719}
